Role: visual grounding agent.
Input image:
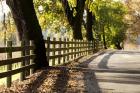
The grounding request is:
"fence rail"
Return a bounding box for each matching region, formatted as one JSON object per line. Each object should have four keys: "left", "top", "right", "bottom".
{"left": 0, "top": 37, "right": 96, "bottom": 87}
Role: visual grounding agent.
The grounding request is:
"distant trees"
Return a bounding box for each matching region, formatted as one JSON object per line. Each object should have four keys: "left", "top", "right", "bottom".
{"left": 90, "top": 0, "right": 127, "bottom": 49}
{"left": 6, "top": 0, "right": 49, "bottom": 70}
{"left": 124, "top": 0, "right": 140, "bottom": 45}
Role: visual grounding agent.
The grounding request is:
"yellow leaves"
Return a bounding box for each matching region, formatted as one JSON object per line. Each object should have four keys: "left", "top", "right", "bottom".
{"left": 68, "top": 0, "right": 77, "bottom": 8}
{"left": 73, "top": 8, "right": 77, "bottom": 17}
{"left": 39, "top": 15, "right": 45, "bottom": 23}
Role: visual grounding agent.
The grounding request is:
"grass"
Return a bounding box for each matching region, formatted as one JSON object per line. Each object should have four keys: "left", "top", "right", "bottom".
{"left": 0, "top": 63, "right": 21, "bottom": 86}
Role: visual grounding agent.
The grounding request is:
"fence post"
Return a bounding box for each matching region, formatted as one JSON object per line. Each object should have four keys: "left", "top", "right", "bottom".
{"left": 58, "top": 38, "right": 61, "bottom": 64}
{"left": 91, "top": 40, "right": 94, "bottom": 53}
{"left": 25, "top": 41, "right": 30, "bottom": 77}
{"left": 77, "top": 40, "right": 79, "bottom": 57}
{"left": 83, "top": 40, "right": 86, "bottom": 56}
{"left": 30, "top": 40, "right": 34, "bottom": 74}
{"left": 84, "top": 41, "right": 87, "bottom": 55}
{"left": 6, "top": 41, "right": 12, "bottom": 87}
{"left": 52, "top": 38, "right": 56, "bottom": 66}
{"left": 80, "top": 40, "right": 82, "bottom": 56}
{"left": 63, "top": 38, "right": 66, "bottom": 63}
{"left": 88, "top": 41, "right": 90, "bottom": 54}
{"left": 20, "top": 41, "right": 26, "bottom": 81}
{"left": 47, "top": 37, "right": 50, "bottom": 65}
{"left": 82, "top": 40, "right": 84, "bottom": 56}
{"left": 71, "top": 39, "right": 74, "bottom": 60}
{"left": 86, "top": 41, "right": 88, "bottom": 55}
{"left": 67, "top": 38, "right": 69, "bottom": 62}
{"left": 78, "top": 40, "right": 80, "bottom": 57}
{"left": 93, "top": 40, "right": 95, "bottom": 51}
{"left": 74, "top": 39, "right": 77, "bottom": 58}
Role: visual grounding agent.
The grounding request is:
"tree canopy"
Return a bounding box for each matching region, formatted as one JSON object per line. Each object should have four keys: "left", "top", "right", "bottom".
{"left": 0, "top": 0, "right": 127, "bottom": 48}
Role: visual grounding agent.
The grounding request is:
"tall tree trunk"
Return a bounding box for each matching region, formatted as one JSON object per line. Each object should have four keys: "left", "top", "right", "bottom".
{"left": 86, "top": 9, "right": 95, "bottom": 41}
{"left": 6, "top": 0, "right": 49, "bottom": 71}
{"left": 72, "top": 23, "right": 83, "bottom": 39}
{"left": 102, "top": 26, "right": 107, "bottom": 49}
{"left": 62, "top": 0, "right": 86, "bottom": 40}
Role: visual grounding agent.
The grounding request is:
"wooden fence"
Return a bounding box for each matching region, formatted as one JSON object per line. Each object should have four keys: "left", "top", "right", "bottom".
{"left": 0, "top": 37, "right": 95, "bottom": 87}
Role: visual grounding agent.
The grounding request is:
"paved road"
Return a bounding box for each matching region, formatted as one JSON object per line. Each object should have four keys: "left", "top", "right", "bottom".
{"left": 78, "top": 50, "right": 140, "bottom": 93}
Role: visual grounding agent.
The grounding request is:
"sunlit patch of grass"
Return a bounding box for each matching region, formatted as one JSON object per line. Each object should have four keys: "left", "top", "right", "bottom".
{"left": 0, "top": 63, "right": 21, "bottom": 86}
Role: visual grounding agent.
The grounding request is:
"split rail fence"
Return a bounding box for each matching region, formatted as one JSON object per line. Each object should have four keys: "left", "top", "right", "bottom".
{"left": 0, "top": 37, "right": 97, "bottom": 87}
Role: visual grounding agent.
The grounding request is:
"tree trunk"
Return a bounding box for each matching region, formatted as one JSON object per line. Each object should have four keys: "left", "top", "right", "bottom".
{"left": 102, "top": 26, "right": 107, "bottom": 49}
{"left": 86, "top": 9, "right": 95, "bottom": 41}
{"left": 115, "top": 42, "right": 122, "bottom": 49}
{"left": 6, "top": 0, "right": 49, "bottom": 71}
{"left": 72, "top": 21, "right": 83, "bottom": 39}
{"left": 62, "top": 0, "right": 86, "bottom": 40}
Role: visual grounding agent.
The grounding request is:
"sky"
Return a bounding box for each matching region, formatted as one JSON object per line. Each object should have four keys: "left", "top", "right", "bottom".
{"left": 0, "top": 0, "right": 10, "bottom": 21}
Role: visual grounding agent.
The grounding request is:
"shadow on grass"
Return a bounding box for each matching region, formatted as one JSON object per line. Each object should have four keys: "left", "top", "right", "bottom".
{"left": 51, "top": 67, "right": 69, "bottom": 92}
{"left": 52, "top": 67, "right": 102, "bottom": 93}
{"left": 21, "top": 66, "right": 103, "bottom": 92}
{"left": 23, "top": 69, "right": 51, "bottom": 92}
{"left": 22, "top": 51, "right": 107, "bottom": 92}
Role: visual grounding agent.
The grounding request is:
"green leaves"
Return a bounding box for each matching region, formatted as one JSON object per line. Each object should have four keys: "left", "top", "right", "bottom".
{"left": 89, "top": 0, "right": 127, "bottom": 49}
{"left": 33, "top": 0, "right": 69, "bottom": 33}
{"left": 68, "top": 0, "right": 77, "bottom": 8}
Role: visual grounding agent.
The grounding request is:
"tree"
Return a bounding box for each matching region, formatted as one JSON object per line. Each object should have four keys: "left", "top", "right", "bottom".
{"left": 90, "top": 0, "right": 127, "bottom": 49}
{"left": 62, "top": 0, "right": 86, "bottom": 39}
{"left": 34, "top": 0, "right": 69, "bottom": 34}
{"left": 85, "top": 9, "right": 95, "bottom": 41}
{"left": 82, "top": 0, "right": 95, "bottom": 41}
{"left": 6, "top": 0, "right": 49, "bottom": 71}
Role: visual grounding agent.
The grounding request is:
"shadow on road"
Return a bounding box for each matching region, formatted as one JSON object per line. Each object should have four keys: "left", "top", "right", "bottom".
{"left": 83, "top": 69, "right": 102, "bottom": 93}
{"left": 78, "top": 51, "right": 106, "bottom": 68}
{"left": 114, "top": 51, "right": 140, "bottom": 55}
{"left": 98, "top": 51, "right": 115, "bottom": 69}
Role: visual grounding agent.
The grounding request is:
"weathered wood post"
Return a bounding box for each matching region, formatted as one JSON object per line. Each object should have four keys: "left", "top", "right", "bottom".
{"left": 6, "top": 41, "right": 12, "bottom": 87}
{"left": 86, "top": 41, "right": 88, "bottom": 55}
{"left": 88, "top": 41, "right": 90, "bottom": 54}
{"left": 92, "top": 40, "right": 94, "bottom": 53}
{"left": 78, "top": 40, "right": 80, "bottom": 57}
{"left": 74, "top": 39, "right": 77, "bottom": 58}
{"left": 63, "top": 38, "right": 66, "bottom": 63}
{"left": 67, "top": 38, "right": 69, "bottom": 62}
{"left": 71, "top": 39, "right": 74, "bottom": 60}
{"left": 82, "top": 40, "right": 84, "bottom": 56}
{"left": 80, "top": 40, "right": 81, "bottom": 56}
{"left": 30, "top": 40, "right": 34, "bottom": 74}
{"left": 25, "top": 40, "right": 30, "bottom": 77}
{"left": 47, "top": 37, "right": 50, "bottom": 65}
{"left": 84, "top": 41, "right": 86, "bottom": 55}
{"left": 58, "top": 38, "right": 61, "bottom": 64}
{"left": 52, "top": 38, "right": 56, "bottom": 66}
{"left": 20, "top": 41, "right": 26, "bottom": 81}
